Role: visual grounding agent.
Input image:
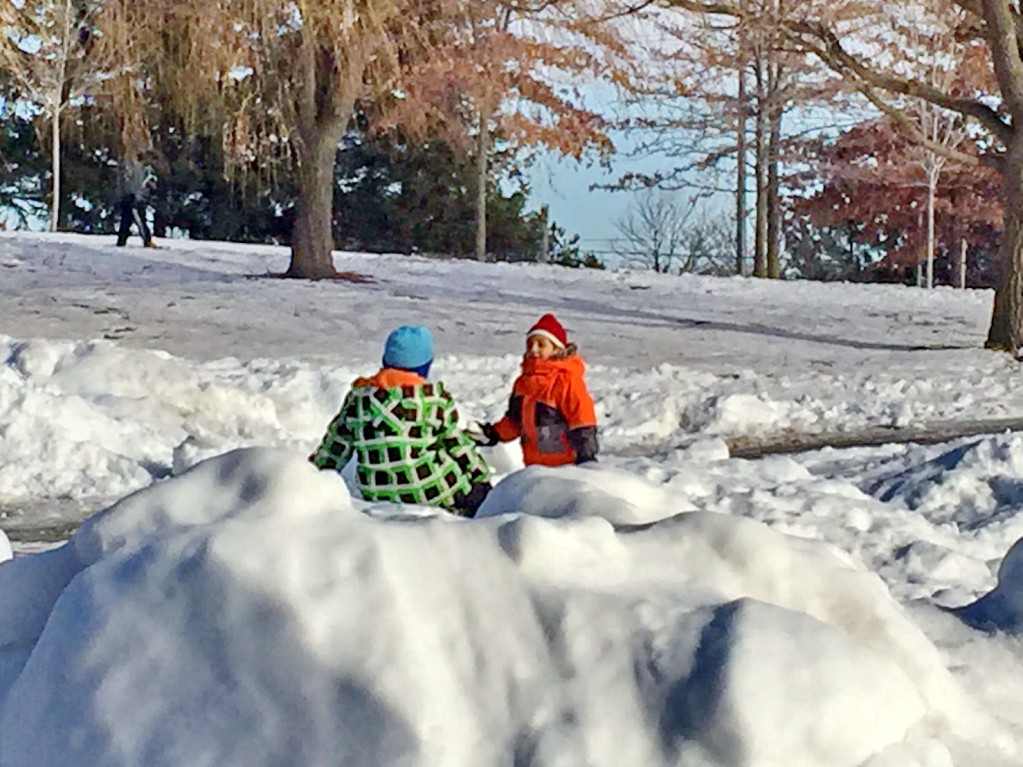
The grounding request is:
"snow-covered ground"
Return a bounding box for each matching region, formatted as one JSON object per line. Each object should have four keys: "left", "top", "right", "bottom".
{"left": 2, "top": 232, "right": 1023, "bottom": 766}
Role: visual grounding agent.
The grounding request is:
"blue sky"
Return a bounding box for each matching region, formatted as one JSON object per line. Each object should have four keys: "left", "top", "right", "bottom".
{"left": 521, "top": 134, "right": 735, "bottom": 264}
{"left": 515, "top": 77, "right": 739, "bottom": 264}
{"left": 522, "top": 147, "right": 650, "bottom": 260}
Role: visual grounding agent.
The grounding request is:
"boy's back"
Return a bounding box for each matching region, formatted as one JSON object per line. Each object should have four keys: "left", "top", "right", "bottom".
{"left": 311, "top": 331, "right": 491, "bottom": 517}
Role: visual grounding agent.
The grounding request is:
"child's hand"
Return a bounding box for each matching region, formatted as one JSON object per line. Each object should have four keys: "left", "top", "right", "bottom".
{"left": 467, "top": 422, "right": 499, "bottom": 446}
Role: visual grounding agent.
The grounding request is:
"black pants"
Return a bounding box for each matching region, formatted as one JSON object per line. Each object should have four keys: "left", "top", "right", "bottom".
{"left": 116, "top": 194, "right": 151, "bottom": 246}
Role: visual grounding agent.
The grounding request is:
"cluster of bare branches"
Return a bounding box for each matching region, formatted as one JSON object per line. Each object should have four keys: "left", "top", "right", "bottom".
{"left": 617, "top": 0, "right": 1023, "bottom": 351}
{"left": 613, "top": 189, "right": 733, "bottom": 274}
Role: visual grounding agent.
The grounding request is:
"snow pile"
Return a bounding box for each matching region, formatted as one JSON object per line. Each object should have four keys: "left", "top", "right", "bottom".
{"left": 954, "top": 537, "right": 1023, "bottom": 633}
{"left": 0, "top": 449, "right": 997, "bottom": 767}
{"left": 863, "top": 434, "right": 1023, "bottom": 534}
{"left": 0, "top": 335, "right": 340, "bottom": 502}
{"left": 682, "top": 391, "right": 792, "bottom": 436}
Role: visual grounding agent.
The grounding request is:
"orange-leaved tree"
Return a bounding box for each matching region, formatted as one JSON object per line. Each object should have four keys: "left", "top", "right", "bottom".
{"left": 382, "top": 0, "right": 628, "bottom": 260}
{"left": 100, "top": 0, "right": 636, "bottom": 273}
{"left": 99, "top": 0, "right": 479, "bottom": 278}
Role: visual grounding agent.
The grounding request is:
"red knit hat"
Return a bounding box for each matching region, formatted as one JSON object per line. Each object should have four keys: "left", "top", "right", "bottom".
{"left": 527, "top": 313, "right": 567, "bottom": 349}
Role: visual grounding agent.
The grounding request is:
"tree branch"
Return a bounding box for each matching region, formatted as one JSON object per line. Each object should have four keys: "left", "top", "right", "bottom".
{"left": 661, "top": 0, "right": 1014, "bottom": 145}
{"left": 789, "top": 20, "right": 1013, "bottom": 146}
{"left": 981, "top": 0, "right": 1023, "bottom": 119}
{"left": 855, "top": 82, "right": 992, "bottom": 169}
{"left": 953, "top": 0, "right": 1023, "bottom": 51}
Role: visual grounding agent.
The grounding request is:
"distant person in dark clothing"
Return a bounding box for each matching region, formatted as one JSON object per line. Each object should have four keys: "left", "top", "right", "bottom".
{"left": 116, "top": 159, "right": 157, "bottom": 247}
{"left": 116, "top": 192, "right": 154, "bottom": 247}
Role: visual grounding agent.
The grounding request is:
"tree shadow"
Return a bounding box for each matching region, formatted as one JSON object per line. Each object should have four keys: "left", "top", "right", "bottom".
{"left": 257, "top": 271, "right": 375, "bottom": 284}
{"left": 488, "top": 290, "right": 976, "bottom": 353}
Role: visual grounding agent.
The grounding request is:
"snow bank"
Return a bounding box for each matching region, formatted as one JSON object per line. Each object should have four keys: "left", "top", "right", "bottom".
{"left": 865, "top": 435, "right": 1023, "bottom": 531}
{"left": 954, "top": 537, "right": 1023, "bottom": 633}
{"left": 0, "top": 336, "right": 340, "bottom": 502}
{"left": 0, "top": 449, "right": 992, "bottom": 766}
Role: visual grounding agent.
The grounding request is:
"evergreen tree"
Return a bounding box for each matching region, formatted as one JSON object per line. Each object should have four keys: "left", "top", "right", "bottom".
{"left": 0, "top": 107, "right": 45, "bottom": 226}
{"left": 333, "top": 132, "right": 566, "bottom": 261}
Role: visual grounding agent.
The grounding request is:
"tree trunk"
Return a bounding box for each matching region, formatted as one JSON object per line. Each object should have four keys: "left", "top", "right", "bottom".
{"left": 926, "top": 176, "right": 936, "bottom": 289}
{"left": 285, "top": 34, "right": 353, "bottom": 279}
{"left": 736, "top": 61, "right": 747, "bottom": 276}
{"left": 986, "top": 135, "right": 1023, "bottom": 351}
{"left": 986, "top": 163, "right": 1023, "bottom": 351}
{"left": 763, "top": 3, "right": 782, "bottom": 279}
{"left": 959, "top": 237, "right": 967, "bottom": 290}
{"left": 753, "top": 65, "right": 768, "bottom": 278}
{"left": 287, "top": 129, "right": 341, "bottom": 279}
{"left": 475, "top": 110, "right": 488, "bottom": 261}
{"left": 50, "top": 110, "right": 61, "bottom": 233}
{"left": 766, "top": 91, "right": 782, "bottom": 279}
{"left": 735, "top": 2, "right": 747, "bottom": 277}
{"left": 986, "top": 235, "right": 1023, "bottom": 352}
{"left": 540, "top": 203, "right": 549, "bottom": 262}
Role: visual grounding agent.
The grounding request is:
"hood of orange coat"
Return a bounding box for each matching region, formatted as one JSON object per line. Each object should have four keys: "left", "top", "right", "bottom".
{"left": 353, "top": 368, "right": 428, "bottom": 388}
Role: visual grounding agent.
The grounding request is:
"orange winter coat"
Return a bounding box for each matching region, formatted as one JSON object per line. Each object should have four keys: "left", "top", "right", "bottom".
{"left": 493, "top": 351, "right": 598, "bottom": 466}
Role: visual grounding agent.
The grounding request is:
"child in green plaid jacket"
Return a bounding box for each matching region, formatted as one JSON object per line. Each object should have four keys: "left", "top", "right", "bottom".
{"left": 310, "top": 325, "right": 491, "bottom": 517}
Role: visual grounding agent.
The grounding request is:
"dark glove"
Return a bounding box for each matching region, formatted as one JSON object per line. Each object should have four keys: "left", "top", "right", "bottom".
{"left": 468, "top": 422, "right": 500, "bottom": 447}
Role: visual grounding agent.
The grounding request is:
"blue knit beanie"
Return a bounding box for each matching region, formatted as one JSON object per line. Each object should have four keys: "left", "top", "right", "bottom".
{"left": 382, "top": 325, "right": 434, "bottom": 378}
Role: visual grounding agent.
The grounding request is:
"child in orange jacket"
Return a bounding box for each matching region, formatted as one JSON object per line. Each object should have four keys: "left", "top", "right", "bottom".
{"left": 475, "top": 313, "right": 598, "bottom": 465}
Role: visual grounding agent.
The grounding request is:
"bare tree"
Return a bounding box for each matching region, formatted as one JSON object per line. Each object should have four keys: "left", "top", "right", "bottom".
{"left": 0, "top": 0, "right": 112, "bottom": 231}
{"left": 614, "top": 190, "right": 697, "bottom": 272}
{"left": 680, "top": 210, "right": 738, "bottom": 274}
{"left": 607, "top": 0, "right": 847, "bottom": 281}
{"left": 899, "top": 18, "right": 973, "bottom": 288}
{"left": 615, "top": 191, "right": 734, "bottom": 275}
{"left": 913, "top": 101, "right": 969, "bottom": 289}
{"left": 660, "top": 0, "right": 1023, "bottom": 352}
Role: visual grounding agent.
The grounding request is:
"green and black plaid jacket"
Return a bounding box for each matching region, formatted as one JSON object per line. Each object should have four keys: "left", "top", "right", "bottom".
{"left": 311, "top": 371, "right": 490, "bottom": 513}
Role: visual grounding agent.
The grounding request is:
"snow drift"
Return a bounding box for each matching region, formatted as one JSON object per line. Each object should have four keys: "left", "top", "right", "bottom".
{"left": 0, "top": 449, "right": 993, "bottom": 766}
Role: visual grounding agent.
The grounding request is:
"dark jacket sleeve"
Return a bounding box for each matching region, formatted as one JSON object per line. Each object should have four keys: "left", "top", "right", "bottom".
{"left": 492, "top": 392, "right": 523, "bottom": 442}
{"left": 567, "top": 426, "right": 599, "bottom": 464}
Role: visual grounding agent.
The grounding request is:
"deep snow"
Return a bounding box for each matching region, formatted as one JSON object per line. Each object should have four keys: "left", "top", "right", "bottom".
{"left": 1, "top": 232, "right": 1023, "bottom": 766}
